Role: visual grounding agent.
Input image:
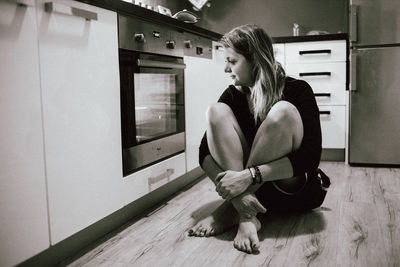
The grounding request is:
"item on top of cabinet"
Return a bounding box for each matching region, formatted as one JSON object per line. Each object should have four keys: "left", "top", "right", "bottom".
{"left": 188, "top": 0, "right": 210, "bottom": 11}
{"left": 173, "top": 9, "right": 199, "bottom": 23}
{"left": 293, "top": 23, "right": 299, "bottom": 36}
{"left": 157, "top": 5, "right": 172, "bottom": 16}
{"left": 307, "top": 30, "right": 331, "bottom": 35}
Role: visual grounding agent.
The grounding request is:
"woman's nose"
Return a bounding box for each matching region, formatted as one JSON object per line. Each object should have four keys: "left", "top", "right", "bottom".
{"left": 224, "top": 64, "right": 231, "bottom": 73}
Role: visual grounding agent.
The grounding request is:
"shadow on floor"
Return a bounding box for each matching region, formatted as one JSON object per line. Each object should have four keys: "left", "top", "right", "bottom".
{"left": 189, "top": 200, "right": 328, "bottom": 242}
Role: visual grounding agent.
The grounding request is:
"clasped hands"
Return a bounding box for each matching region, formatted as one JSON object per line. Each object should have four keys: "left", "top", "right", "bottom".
{"left": 215, "top": 170, "right": 266, "bottom": 218}
{"left": 215, "top": 170, "right": 252, "bottom": 200}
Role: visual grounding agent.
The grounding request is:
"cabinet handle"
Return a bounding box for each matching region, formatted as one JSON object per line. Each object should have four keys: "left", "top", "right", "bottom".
{"left": 137, "top": 59, "right": 186, "bottom": 69}
{"left": 351, "top": 53, "right": 357, "bottom": 91}
{"left": 44, "top": 2, "right": 98, "bottom": 21}
{"left": 314, "top": 93, "right": 331, "bottom": 97}
{"left": 299, "top": 72, "right": 331, "bottom": 77}
{"left": 319, "top": 111, "right": 331, "bottom": 115}
{"left": 350, "top": 5, "right": 358, "bottom": 43}
{"left": 299, "top": 49, "right": 331, "bottom": 55}
{"left": 148, "top": 168, "right": 174, "bottom": 191}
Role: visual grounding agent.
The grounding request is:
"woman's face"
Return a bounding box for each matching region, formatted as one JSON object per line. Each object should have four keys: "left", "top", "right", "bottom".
{"left": 223, "top": 47, "right": 254, "bottom": 87}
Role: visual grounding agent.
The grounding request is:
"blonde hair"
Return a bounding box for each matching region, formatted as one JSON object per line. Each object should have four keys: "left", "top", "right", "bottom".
{"left": 221, "top": 24, "right": 286, "bottom": 122}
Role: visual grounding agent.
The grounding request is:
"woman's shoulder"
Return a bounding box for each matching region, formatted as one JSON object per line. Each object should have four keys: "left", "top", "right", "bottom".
{"left": 283, "top": 76, "right": 314, "bottom": 97}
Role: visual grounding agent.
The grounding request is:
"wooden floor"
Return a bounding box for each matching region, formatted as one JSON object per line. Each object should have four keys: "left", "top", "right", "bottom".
{"left": 64, "top": 162, "right": 400, "bottom": 267}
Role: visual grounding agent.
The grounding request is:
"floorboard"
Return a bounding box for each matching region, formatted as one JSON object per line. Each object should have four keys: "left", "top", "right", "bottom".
{"left": 64, "top": 162, "right": 400, "bottom": 267}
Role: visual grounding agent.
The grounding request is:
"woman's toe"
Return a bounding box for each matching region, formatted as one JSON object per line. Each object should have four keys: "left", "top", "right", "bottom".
{"left": 244, "top": 240, "right": 251, "bottom": 253}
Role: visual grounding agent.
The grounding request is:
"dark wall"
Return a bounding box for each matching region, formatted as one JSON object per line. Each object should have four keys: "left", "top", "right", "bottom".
{"left": 192, "top": 0, "right": 349, "bottom": 37}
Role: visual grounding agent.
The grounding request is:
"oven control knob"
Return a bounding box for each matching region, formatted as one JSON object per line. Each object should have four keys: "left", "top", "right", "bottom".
{"left": 184, "top": 40, "right": 192, "bottom": 48}
{"left": 166, "top": 40, "right": 176, "bottom": 49}
{"left": 134, "top": 33, "right": 145, "bottom": 43}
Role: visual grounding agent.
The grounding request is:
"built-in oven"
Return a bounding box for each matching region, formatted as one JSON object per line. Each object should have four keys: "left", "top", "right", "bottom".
{"left": 118, "top": 15, "right": 186, "bottom": 176}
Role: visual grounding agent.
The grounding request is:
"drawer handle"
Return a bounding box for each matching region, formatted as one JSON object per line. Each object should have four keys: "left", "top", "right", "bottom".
{"left": 314, "top": 93, "right": 331, "bottom": 97}
{"left": 44, "top": 2, "right": 98, "bottom": 21}
{"left": 137, "top": 59, "right": 186, "bottom": 69}
{"left": 299, "top": 72, "right": 331, "bottom": 77}
{"left": 148, "top": 168, "right": 174, "bottom": 191}
{"left": 299, "top": 49, "right": 331, "bottom": 55}
{"left": 319, "top": 111, "right": 331, "bottom": 115}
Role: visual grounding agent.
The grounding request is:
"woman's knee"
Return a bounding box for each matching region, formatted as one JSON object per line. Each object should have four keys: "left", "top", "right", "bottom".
{"left": 206, "top": 102, "right": 234, "bottom": 126}
{"left": 262, "top": 101, "right": 304, "bottom": 145}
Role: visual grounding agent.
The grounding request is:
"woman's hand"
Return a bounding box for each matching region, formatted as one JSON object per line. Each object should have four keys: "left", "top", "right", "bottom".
{"left": 231, "top": 192, "right": 267, "bottom": 218}
{"left": 215, "top": 170, "right": 252, "bottom": 200}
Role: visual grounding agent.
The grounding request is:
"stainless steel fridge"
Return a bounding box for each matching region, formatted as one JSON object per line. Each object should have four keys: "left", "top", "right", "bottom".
{"left": 349, "top": 0, "right": 400, "bottom": 165}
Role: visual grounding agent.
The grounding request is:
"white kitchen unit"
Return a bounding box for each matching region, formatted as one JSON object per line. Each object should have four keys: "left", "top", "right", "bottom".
{"left": 284, "top": 39, "right": 348, "bottom": 161}
{"left": 35, "top": 0, "right": 123, "bottom": 244}
{"left": 184, "top": 40, "right": 231, "bottom": 171}
{"left": 122, "top": 153, "right": 186, "bottom": 200}
{"left": 0, "top": 1, "right": 50, "bottom": 266}
{"left": 273, "top": 43, "right": 285, "bottom": 68}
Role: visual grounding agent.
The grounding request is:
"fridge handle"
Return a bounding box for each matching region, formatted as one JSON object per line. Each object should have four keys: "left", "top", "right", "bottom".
{"left": 351, "top": 53, "right": 357, "bottom": 92}
{"left": 350, "top": 5, "right": 358, "bottom": 43}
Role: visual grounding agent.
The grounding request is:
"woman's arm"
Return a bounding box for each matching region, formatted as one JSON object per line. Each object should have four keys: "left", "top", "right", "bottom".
{"left": 201, "top": 154, "right": 223, "bottom": 186}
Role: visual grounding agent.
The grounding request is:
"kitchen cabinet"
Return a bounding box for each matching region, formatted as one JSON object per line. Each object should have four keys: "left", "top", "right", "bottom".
{"left": 0, "top": 1, "right": 50, "bottom": 266}
{"left": 35, "top": 0, "right": 123, "bottom": 244}
{"left": 273, "top": 43, "right": 285, "bottom": 68}
{"left": 184, "top": 41, "right": 231, "bottom": 172}
{"left": 283, "top": 39, "right": 348, "bottom": 161}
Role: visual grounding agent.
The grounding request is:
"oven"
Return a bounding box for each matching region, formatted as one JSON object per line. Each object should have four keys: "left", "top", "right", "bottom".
{"left": 118, "top": 15, "right": 186, "bottom": 176}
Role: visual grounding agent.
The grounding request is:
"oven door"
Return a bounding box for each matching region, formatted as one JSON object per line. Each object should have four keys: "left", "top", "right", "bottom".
{"left": 120, "top": 49, "right": 186, "bottom": 176}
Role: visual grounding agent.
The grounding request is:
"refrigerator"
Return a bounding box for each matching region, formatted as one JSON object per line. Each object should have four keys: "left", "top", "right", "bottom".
{"left": 349, "top": 0, "right": 400, "bottom": 165}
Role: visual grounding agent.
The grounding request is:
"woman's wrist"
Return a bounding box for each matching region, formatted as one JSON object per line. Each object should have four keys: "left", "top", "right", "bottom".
{"left": 248, "top": 166, "right": 262, "bottom": 184}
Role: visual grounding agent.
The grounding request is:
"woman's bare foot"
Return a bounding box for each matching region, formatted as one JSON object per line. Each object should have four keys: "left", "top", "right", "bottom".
{"left": 188, "top": 201, "right": 239, "bottom": 237}
{"left": 233, "top": 216, "right": 261, "bottom": 254}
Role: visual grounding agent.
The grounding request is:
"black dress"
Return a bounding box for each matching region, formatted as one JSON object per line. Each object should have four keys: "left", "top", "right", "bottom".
{"left": 198, "top": 77, "right": 326, "bottom": 211}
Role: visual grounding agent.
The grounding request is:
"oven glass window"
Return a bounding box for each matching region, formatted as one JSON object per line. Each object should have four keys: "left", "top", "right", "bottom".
{"left": 134, "top": 73, "right": 179, "bottom": 143}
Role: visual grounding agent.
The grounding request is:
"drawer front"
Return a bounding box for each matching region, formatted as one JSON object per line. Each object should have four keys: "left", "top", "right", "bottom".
{"left": 123, "top": 153, "right": 186, "bottom": 201}
{"left": 273, "top": 43, "right": 285, "bottom": 68}
{"left": 147, "top": 153, "right": 186, "bottom": 191}
{"left": 286, "top": 62, "right": 346, "bottom": 105}
{"left": 319, "top": 106, "right": 346, "bottom": 149}
{"left": 286, "top": 40, "right": 346, "bottom": 63}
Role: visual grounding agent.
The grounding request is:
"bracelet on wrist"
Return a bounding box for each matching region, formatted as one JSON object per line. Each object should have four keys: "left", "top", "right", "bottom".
{"left": 248, "top": 167, "right": 256, "bottom": 185}
{"left": 253, "top": 166, "right": 262, "bottom": 184}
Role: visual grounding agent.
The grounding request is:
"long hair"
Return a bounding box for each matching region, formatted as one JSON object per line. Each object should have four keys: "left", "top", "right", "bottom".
{"left": 220, "top": 24, "right": 286, "bottom": 122}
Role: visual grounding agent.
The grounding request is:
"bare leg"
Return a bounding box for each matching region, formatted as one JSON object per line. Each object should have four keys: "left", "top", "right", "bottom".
{"left": 206, "top": 103, "right": 250, "bottom": 171}
{"left": 233, "top": 100, "right": 304, "bottom": 253}
{"left": 189, "top": 103, "right": 249, "bottom": 237}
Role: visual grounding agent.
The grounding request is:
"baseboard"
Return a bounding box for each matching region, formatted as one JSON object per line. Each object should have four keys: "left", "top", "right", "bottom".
{"left": 17, "top": 167, "right": 205, "bottom": 267}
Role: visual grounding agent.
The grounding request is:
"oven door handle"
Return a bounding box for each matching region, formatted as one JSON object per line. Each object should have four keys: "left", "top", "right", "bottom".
{"left": 137, "top": 59, "right": 186, "bottom": 69}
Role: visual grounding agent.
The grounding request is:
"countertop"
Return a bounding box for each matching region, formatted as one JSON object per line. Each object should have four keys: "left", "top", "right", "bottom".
{"left": 75, "top": 0, "right": 348, "bottom": 43}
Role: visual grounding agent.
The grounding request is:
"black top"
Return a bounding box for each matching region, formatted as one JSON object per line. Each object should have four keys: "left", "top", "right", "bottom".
{"left": 198, "top": 76, "right": 322, "bottom": 176}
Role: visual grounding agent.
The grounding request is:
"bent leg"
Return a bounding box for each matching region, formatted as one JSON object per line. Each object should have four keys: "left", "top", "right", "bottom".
{"left": 246, "top": 100, "right": 303, "bottom": 168}
{"left": 190, "top": 103, "right": 249, "bottom": 237}
{"left": 234, "top": 100, "right": 304, "bottom": 253}
{"left": 206, "top": 102, "right": 250, "bottom": 171}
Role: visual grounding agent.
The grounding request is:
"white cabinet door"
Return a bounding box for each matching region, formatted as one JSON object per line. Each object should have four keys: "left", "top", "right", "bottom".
{"left": 319, "top": 106, "right": 346, "bottom": 148}
{"left": 273, "top": 43, "right": 285, "bottom": 69}
{"left": 184, "top": 42, "right": 230, "bottom": 171}
{"left": 36, "top": 0, "right": 123, "bottom": 244}
{"left": 0, "top": 1, "right": 50, "bottom": 266}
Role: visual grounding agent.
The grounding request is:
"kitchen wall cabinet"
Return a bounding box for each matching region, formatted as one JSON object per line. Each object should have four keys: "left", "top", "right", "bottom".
{"left": 0, "top": 1, "right": 50, "bottom": 266}
{"left": 184, "top": 41, "right": 231, "bottom": 172}
{"left": 35, "top": 0, "right": 123, "bottom": 244}
{"left": 282, "top": 39, "right": 348, "bottom": 161}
